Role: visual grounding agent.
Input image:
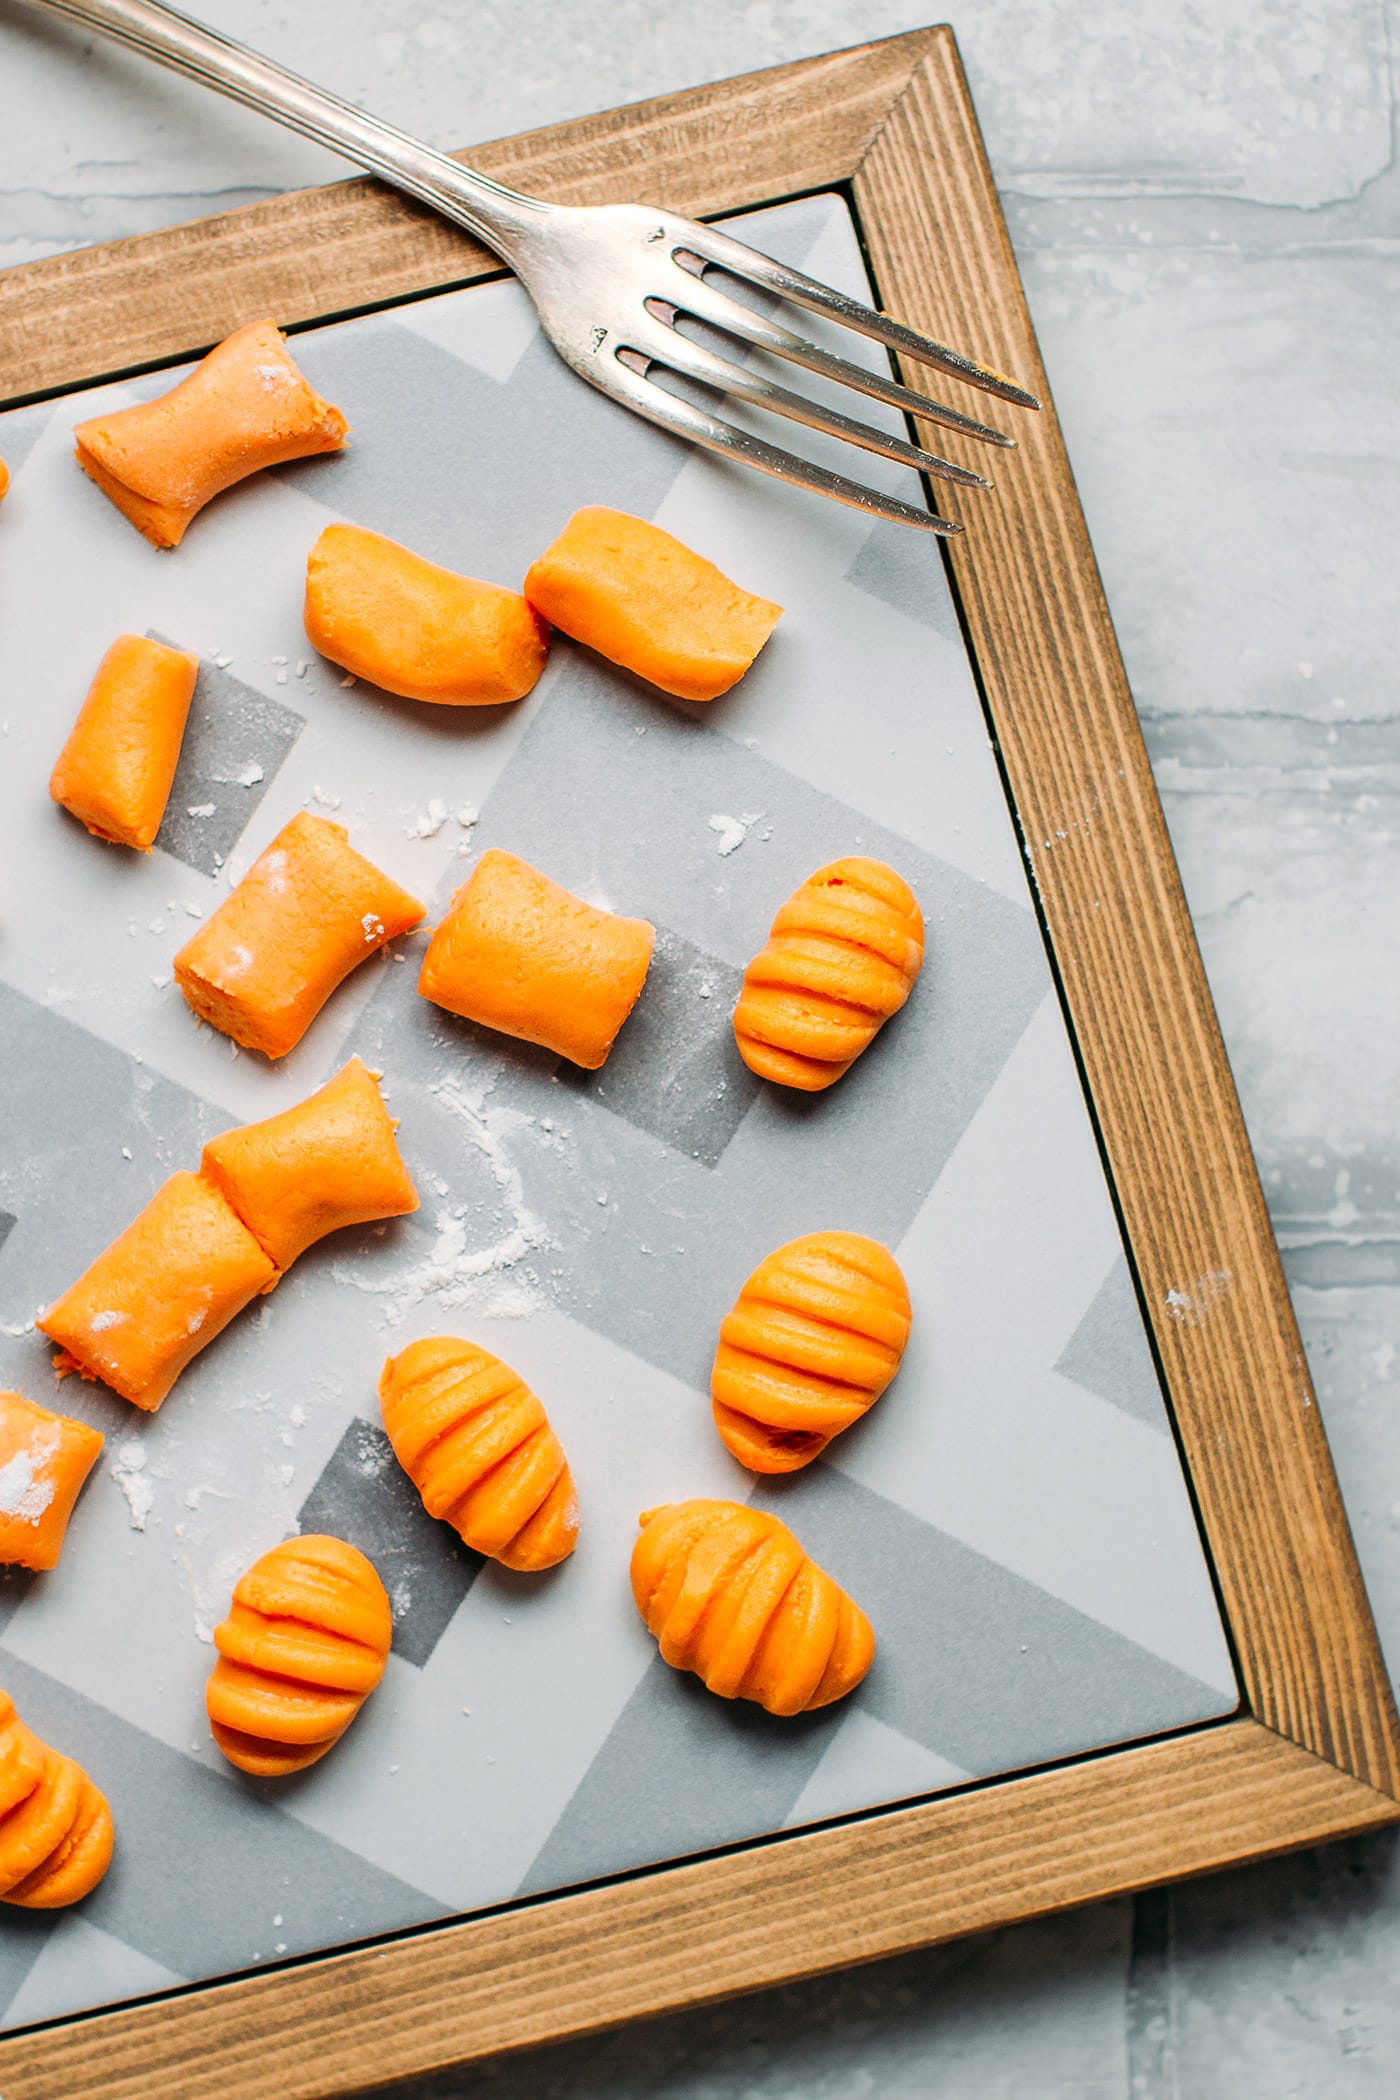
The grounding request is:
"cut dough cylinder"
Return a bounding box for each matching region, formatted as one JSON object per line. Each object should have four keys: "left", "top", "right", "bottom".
{"left": 49, "top": 634, "right": 199, "bottom": 850}
{"left": 734, "top": 856, "right": 924, "bottom": 1091}
{"left": 206, "top": 1536, "right": 391, "bottom": 1776}
{"left": 524, "top": 506, "right": 782, "bottom": 701}
{"left": 305, "top": 523, "right": 548, "bottom": 704}
{"left": 418, "top": 848, "right": 654, "bottom": 1069}
{"left": 201, "top": 1057, "right": 418, "bottom": 1273}
{"left": 379, "top": 1336, "right": 578, "bottom": 1571}
{"left": 73, "top": 319, "right": 347, "bottom": 549}
{"left": 631, "top": 1500, "right": 874, "bottom": 1716}
{"left": 39, "top": 1171, "right": 276, "bottom": 1412}
{"left": 0, "top": 1693, "right": 114, "bottom": 1910}
{"left": 0, "top": 1391, "right": 104, "bottom": 1572}
{"left": 711, "top": 1232, "right": 911, "bottom": 1473}
{"left": 0, "top": 460, "right": 8, "bottom": 500}
{"left": 173, "top": 811, "right": 424, "bottom": 1059}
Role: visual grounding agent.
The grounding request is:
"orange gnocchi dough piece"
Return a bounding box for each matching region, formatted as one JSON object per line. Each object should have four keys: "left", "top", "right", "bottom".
{"left": 418, "top": 847, "right": 654, "bottom": 1069}
{"left": 631, "top": 1500, "right": 873, "bottom": 1716}
{"left": 711, "top": 1233, "right": 911, "bottom": 1473}
{"left": 206, "top": 1535, "right": 391, "bottom": 1776}
{"left": 73, "top": 318, "right": 347, "bottom": 549}
{"left": 0, "top": 459, "right": 9, "bottom": 501}
{"left": 173, "top": 811, "right": 424, "bottom": 1059}
{"left": 0, "top": 1691, "right": 114, "bottom": 1909}
{"left": 734, "top": 857, "right": 924, "bottom": 1091}
{"left": 49, "top": 634, "right": 199, "bottom": 850}
{"left": 201, "top": 1057, "right": 418, "bottom": 1273}
{"left": 0, "top": 1391, "right": 104, "bottom": 1572}
{"left": 39, "top": 1170, "right": 276, "bottom": 1412}
{"left": 305, "top": 523, "right": 548, "bottom": 705}
{"left": 379, "top": 1337, "right": 578, "bottom": 1571}
{"left": 524, "top": 506, "right": 782, "bottom": 702}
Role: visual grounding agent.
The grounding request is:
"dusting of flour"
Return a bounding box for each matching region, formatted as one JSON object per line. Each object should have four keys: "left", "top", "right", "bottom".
{"left": 0, "top": 1425, "right": 59, "bottom": 1525}
{"left": 340, "top": 1074, "right": 551, "bottom": 1324}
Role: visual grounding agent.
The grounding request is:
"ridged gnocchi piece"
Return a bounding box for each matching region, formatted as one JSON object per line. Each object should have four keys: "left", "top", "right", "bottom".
{"left": 631, "top": 1500, "right": 874, "bottom": 1716}
{"left": 0, "top": 1691, "right": 114, "bottom": 1909}
{"left": 206, "top": 1536, "right": 391, "bottom": 1776}
{"left": 379, "top": 1337, "right": 578, "bottom": 1571}
{"left": 733, "top": 857, "right": 924, "bottom": 1091}
{"left": 712, "top": 1232, "right": 911, "bottom": 1472}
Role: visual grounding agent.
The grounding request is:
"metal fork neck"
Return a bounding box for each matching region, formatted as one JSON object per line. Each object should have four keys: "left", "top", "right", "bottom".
{"left": 25, "top": 0, "right": 549, "bottom": 257}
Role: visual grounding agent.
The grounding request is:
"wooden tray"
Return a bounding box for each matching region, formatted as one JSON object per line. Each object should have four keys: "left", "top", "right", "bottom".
{"left": 0, "top": 25, "right": 1395, "bottom": 2099}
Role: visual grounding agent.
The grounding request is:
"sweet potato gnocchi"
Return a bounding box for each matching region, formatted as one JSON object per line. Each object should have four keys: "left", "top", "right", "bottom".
{"left": 0, "top": 1691, "right": 114, "bottom": 1909}
{"left": 305, "top": 523, "right": 548, "bottom": 704}
{"left": 73, "top": 319, "right": 347, "bottom": 548}
{"left": 206, "top": 1536, "right": 391, "bottom": 1776}
{"left": 39, "top": 1062, "right": 417, "bottom": 1409}
{"left": 173, "top": 811, "right": 424, "bottom": 1059}
{"left": 631, "top": 1500, "right": 874, "bottom": 1715}
{"left": 524, "top": 505, "right": 781, "bottom": 701}
{"left": 380, "top": 1337, "right": 579, "bottom": 1571}
{"left": 49, "top": 634, "right": 199, "bottom": 851}
{"left": 201, "top": 1056, "right": 418, "bottom": 1274}
{"left": 418, "top": 847, "right": 654, "bottom": 1069}
{"left": 734, "top": 857, "right": 924, "bottom": 1090}
{"left": 0, "top": 1390, "right": 104, "bottom": 1572}
{"left": 711, "top": 1232, "right": 911, "bottom": 1472}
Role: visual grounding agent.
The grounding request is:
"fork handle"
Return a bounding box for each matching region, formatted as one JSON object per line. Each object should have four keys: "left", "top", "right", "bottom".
{"left": 22, "top": 0, "right": 548, "bottom": 257}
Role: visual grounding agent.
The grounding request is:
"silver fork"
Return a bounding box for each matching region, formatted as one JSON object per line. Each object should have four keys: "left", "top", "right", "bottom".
{"left": 24, "top": 0, "right": 1040, "bottom": 535}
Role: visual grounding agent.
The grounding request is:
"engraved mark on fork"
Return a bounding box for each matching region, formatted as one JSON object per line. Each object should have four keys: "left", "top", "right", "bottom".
{"left": 590, "top": 326, "right": 608, "bottom": 353}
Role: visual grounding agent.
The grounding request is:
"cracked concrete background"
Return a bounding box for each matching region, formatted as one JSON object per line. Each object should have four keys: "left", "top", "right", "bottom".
{"left": 2, "top": 0, "right": 1397, "bottom": 2092}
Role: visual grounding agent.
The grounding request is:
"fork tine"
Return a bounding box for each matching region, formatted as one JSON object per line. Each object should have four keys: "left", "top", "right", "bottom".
{"left": 675, "top": 225, "right": 1041, "bottom": 411}
{"left": 660, "top": 274, "right": 1017, "bottom": 451}
{"left": 639, "top": 315, "right": 991, "bottom": 491}
{"left": 610, "top": 351, "right": 960, "bottom": 537}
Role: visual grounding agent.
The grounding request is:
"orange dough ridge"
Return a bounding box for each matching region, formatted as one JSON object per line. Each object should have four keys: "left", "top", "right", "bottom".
{"left": 524, "top": 505, "right": 781, "bottom": 701}
{"left": 206, "top": 1536, "right": 391, "bottom": 1775}
{"left": 630, "top": 1500, "right": 874, "bottom": 1716}
{"left": 73, "top": 319, "right": 346, "bottom": 548}
{"left": 733, "top": 856, "right": 924, "bottom": 1090}
{"left": 711, "top": 1232, "right": 911, "bottom": 1472}
{"left": 380, "top": 1337, "right": 579, "bottom": 1572}
{"left": 0, "top": 1690, "right": 114, "bottom": 1909}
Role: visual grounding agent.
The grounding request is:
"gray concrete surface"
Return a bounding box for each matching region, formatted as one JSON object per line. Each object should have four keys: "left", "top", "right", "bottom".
{"left": 2, "top": 1, "right": 1396, "bottom": 2091}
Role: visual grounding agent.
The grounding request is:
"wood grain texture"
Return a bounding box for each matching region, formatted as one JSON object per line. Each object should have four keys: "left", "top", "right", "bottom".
{"left": 0, "top": 1721, "right": 1390, "bottom": 2100}
{"left": 851, "top": 36, "right": 1400, "bottom": 1797}
{"left": 0, "top": 25, "right": 1396, "bottom": 2095}
{"left": 0, "top": 34, "right": 924, "bottom": 402}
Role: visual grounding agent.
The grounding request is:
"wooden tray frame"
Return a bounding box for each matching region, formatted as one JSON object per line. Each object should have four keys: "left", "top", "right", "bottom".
{"left": 1, "top": 26, "right": 1396, "bottom": 2098}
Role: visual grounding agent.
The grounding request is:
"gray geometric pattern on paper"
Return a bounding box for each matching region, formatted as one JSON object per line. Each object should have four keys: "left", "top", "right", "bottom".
{"left": 0, "top": 1211, "right": 14, "bottom": 1258}
{"left": 525, "top": 1464, "right": 1234, "bottom": 1897}
{"left": 298, "top": 1417, "right": 485, "bottom": 1668}
{"left": 0, "top": 191, "right": 1234, "bottom": 2036}
{"left": 554, "top": 925, "right": 759, "bottom": 1168}
{"left": 151, "top": 651, "right": 306, "bottom": 877}
{"left": 1056, "top": 1257, "right": 1171, "bottom": 1435}
{"left": 0, "top": 1650, "right": 448, "bottom": 2021}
